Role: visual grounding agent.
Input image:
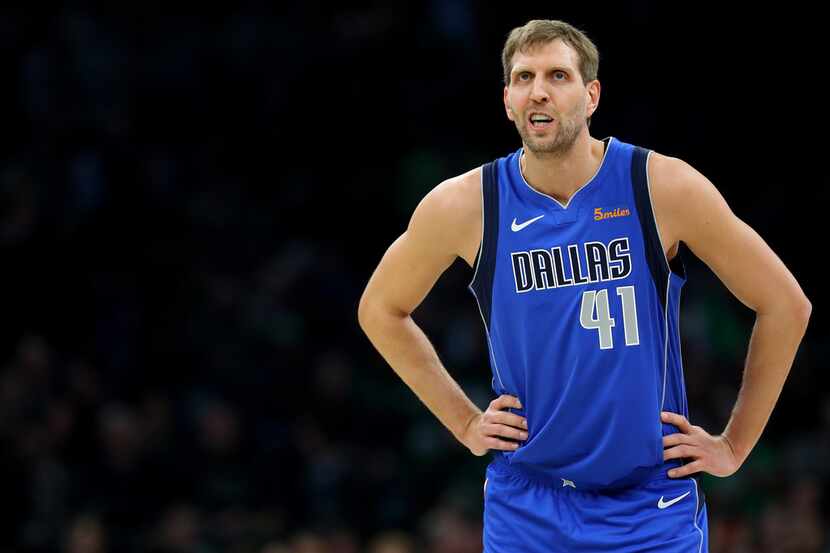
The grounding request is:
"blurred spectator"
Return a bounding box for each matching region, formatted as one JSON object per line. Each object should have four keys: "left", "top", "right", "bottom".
{"left": 147, "top": 504, "right": 210, "bottom": 553}
{"left": 419, "top": 504, "right": 482, "bottom": 553}
{"left": 290, "top": 531, "right": 327, "bottom": 553}
{"left": 64, "top": 514, "right": 107, "bottom": 553}
{"left": 366, "top": 530, "right": 416, "bottom": 553}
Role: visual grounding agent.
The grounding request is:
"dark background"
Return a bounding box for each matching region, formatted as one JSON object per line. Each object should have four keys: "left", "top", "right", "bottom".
{"left": 0, "top": 3, "right": 826, "bottom": 552}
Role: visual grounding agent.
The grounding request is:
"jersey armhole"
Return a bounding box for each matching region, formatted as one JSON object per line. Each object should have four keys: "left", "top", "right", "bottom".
{"left": 668, "top": 242, "right": 687, "bottom": 280}
{"left": 644, "top": 149, "right": 687, "bottom": 281}
{"left": 468, "top": 161, "right": 500, "bottom": 329}
{"left": 632, "top": 146, "right": 682, "bottom": 310}
{"left": 472, "top": 237, "right": 481, "bottom": 271}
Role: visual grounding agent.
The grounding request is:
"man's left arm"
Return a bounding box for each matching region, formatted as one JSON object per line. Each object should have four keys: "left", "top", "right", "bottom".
{"left": 650, "top": 154, "right": 812, "bottom": 478}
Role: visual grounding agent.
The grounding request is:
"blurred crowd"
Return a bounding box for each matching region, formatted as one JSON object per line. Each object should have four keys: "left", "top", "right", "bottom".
{"left": 1, "top": 5, "right": 827, "bottom": 553}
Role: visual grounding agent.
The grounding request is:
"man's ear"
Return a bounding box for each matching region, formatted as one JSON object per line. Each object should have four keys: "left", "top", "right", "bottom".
{"left": 586, "top": 79, "right": 601, "bottom": 118}
{"left": 504, "top": 86, "right": 514, "bottom": 121}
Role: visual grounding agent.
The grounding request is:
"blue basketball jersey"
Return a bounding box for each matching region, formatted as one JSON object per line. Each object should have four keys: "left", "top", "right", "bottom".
{"left": 469, "top": 136, "right": 689, "bottom": 490}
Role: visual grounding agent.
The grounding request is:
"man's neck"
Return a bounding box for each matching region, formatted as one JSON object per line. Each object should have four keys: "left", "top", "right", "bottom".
{"left": 520, "top": 134, "right": 605, "bottom": 205}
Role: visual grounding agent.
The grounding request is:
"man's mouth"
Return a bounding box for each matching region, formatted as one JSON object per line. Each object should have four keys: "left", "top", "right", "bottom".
{"left": 528, "top": 113, "right": 555, "bottom": 130}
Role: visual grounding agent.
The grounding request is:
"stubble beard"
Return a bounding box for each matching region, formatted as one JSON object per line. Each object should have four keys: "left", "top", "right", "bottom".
{"left": 516, "top": 99, "right": 586, "bottom": 159}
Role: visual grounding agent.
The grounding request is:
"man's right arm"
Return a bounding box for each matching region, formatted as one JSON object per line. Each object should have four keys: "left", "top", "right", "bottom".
{"left": 357, "top": 173, "right": 527, "bottom": 455}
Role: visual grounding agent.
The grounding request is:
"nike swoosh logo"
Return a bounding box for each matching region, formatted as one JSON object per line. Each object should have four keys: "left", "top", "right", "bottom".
{"left": 511, "top": 214, "right": 545, "bottom": 232}
{"left": 657, "top": 491, "right": 691, "bottom": 509}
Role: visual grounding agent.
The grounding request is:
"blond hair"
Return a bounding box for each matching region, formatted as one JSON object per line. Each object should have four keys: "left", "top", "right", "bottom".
{"left": 502, "top": 20, "right": 599, "bottom": 86}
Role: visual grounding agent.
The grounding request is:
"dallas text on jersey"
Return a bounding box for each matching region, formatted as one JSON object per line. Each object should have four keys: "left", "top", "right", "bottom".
{"left": 511, "top": 236, "right": 632, "bottom": 293}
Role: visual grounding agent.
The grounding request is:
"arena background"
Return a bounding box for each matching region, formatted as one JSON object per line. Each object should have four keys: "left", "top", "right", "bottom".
{"left": 0, "top": 4, "right": 826, "bottom": 552}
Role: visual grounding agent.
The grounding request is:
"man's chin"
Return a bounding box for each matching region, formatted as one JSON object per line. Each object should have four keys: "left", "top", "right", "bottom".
{"left": 525, "top": 139, "right": 564, "bottom": 155}
{"left": 522, "top": 130, "right": 581, "bottom": 156}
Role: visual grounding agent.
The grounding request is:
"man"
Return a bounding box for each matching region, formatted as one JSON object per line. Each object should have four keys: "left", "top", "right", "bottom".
{"left": 357, "top": 19, "right": 811, "bottom": 553}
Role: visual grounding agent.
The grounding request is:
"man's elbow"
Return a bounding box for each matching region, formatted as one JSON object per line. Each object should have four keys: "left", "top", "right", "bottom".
{"left": 358, "top": 291, "right": 408, "bottom": 334}
{"left": 357, "top": 291, "right": 375, "bottom": 332}
{"left": 781, "top": 293, "right": 812, "bottom": 332}
{"left": 796, "top": 296, "right": 812, "bottom": 325}
{"left": 357, "top": 291, "right": 387, "bottom": 331}
{"left": 758, "top": 293, "right": 811, "bottom": 330}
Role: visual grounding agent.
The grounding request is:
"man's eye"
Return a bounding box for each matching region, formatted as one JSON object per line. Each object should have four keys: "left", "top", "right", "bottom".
{"left": 553, "top": 71, "right": 566, "bottom": 80}
{"left": 518, "top": 73, "right": 530, "bottom": 81}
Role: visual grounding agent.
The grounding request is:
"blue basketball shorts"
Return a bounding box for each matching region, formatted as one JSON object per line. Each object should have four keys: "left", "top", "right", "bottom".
{"left": 483, "top": 456, "right": 708, "bottom": 553}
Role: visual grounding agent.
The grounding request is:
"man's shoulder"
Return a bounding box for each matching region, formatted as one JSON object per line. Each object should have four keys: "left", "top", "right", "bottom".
{"left": 646, "top": 151, "right": 705, "bottom": 199}
{"left": 646, "top": 150, "right": 721, "bottom": 251}
{"left": 433, "top": 165, "right": 482, "bottom": 202}
{"left": 410, "top": 165, "right": 484, "bottom": 267}
{"left": 417, "top": 165, "right": 482, "bottom": 221}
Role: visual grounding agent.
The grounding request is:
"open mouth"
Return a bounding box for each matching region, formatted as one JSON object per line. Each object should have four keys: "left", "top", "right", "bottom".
{"left": 528, "top": 113, "right": 554, "bottom": 130}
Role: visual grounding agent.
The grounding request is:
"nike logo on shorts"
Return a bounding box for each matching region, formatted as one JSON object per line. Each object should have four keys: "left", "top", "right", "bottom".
{"left": 657, "top": 491, "right": 691, "bottom": 509}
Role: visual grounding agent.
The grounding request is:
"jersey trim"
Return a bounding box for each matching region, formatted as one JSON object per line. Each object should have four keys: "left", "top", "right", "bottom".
{"left": 631, "top": 146, "right": 688, "bottom": 413}
{"left": 468, "top": 161, "right": 506, "bottom": 392}
{"left": 516, "top": 136, "right": 613, "bottom": 209}
{"left": 691, "top": 476, "right": 705, "bottom": 553}
{"left": 469, "top": 161, "right": 500, "bottom": 329}
{"left": 631, "top": 146, "right": 671, "bottom": 310}
{"left": 644, "top": 150, "right": 687, "bottom": 281}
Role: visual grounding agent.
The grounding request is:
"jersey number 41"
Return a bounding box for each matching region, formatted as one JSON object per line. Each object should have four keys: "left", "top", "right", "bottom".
{"left": 580, "top": 286, "right": 640, "bottom": 349}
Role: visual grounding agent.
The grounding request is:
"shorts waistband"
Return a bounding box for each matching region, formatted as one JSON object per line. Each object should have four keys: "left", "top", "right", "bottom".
{"left": 487, "top": 453, "right": 684, "bottom": 492}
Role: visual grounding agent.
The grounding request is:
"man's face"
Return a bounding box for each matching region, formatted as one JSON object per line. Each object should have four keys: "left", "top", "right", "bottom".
{"left": 503, "top": 39, "right": 598, "bottom": 156}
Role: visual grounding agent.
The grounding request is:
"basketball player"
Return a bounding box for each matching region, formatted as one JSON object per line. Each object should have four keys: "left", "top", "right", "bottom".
{"left": 357, "top": 19, "right": 811, "bottom": 552}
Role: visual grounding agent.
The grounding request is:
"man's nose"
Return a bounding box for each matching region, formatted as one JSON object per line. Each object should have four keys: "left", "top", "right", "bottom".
{"left": 530, "top": 78, "right": 549, "bottom": 103}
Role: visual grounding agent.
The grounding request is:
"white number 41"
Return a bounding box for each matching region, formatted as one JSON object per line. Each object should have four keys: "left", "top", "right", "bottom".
{"left": 580, "top": 286, "right": 640, "bottom": 350}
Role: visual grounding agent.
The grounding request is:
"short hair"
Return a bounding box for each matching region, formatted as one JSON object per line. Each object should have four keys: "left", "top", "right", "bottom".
{"left": 502, "top": 20, "right": 600, "bottom": 87}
